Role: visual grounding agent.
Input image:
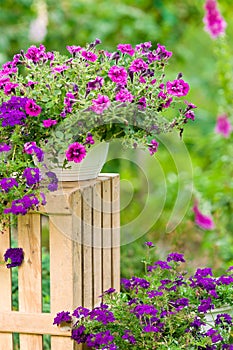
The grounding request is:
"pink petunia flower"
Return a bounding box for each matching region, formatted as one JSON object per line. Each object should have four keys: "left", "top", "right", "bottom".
{"left": 65, "top": 142, "right": 86, "bottom": 163}
{"left": 117, "top": 44, "right": 135, "bottom": 56}
{"left": 108, "top": 66, "right": 128, "bottom": 85}
{"left": 43, "top": 119, "right": 58, "bottom": 128}
{"left": 215, "top": 114, "right": 232, "bottom": 138}
{"left": 91, "top": 94, "right": 111, "bottom": 114}
{"left": 25, "top": 99, "right": 42, "bottom": 116}
{"left": 193, "top": 202, "right": 215, "bottom": 230}
{"left": 166, "top": 79, "right": 190, "bottom": 97}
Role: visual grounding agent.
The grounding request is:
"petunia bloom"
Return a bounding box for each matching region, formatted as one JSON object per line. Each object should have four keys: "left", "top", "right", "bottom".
{"left": 25, "top": 99, "right": 42, "bottom": 116}
{"left": 166, "top": 79, "right": 190, "bottom": 97}
{"left": 4, "top": 247, "right": 24, "bottom": 268}
{"left": 215, "top": 114, "right": 232, "bottom": 138}
{"left": 65, "top": 142, "right": 87, "bottom": 163}
{"left": 193, "top": 202, "right": 215, "bottom": 230}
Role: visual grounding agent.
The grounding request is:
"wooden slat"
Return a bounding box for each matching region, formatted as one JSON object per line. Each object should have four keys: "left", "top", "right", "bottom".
{"left": 93, "top": 181, "right": 102, "bottom": 305}
{"left": 0, "top": 311, "right": 70, "bottom": 336}
{"left": 111, "top": 175, "right": 121, "bottom": 291}
{"left": 49, "top": 215, "right": 74, "bottom": 349}
{"left": 18, "top": 214, "right": 43, "bottom": 349}
{"left": 102, "top": 178, "right": 112, "bottom": 292}
{"left": 0, "top": 224, "right": 13, "bottom": 349}
{"left": 82, "top": 187, "right": 93, "bottom": 309}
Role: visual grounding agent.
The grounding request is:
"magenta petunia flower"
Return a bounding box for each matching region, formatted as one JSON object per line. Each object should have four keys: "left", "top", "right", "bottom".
{"left": 192, "top": 202, "right": 215, "bottom": 230}
{"left": 66, "top": 45, "right": 82, "bottom": 54}
{"left": 91, "top": 94, "right": 111, "bottom": 114}
{"left": 129, "top": 58, "right": 148, "bottom": 73}
{"left": 43, "top": 119, "right": 58, "bottom": 128}
{"left": 0, "top": 143, "right": 11, "bottom": 152}
{"left": 4, "top": 82, "right": 19, "bottom": 95}
{"left": 51, "top": 65, "right": 69, "bottom": 74}
{"left": 215, "top": 114, "right": 232, "bottom": 138}
{"left": 166, "top": 79, "right": 190, "bottom": 97}
{"left": 117, "top": 44, "right": 135, "bottom": 56}
{"left": 25, "top": 99, "right": 42, "bottom": 116}
{"left": 25, "top": 44, "right": 46, "bottom": 63}
{"left": 108, "top": 66, "right": 128, "bottom": 85}
{"left": 81, "top": 50, "right": 98, "bottom": 62}
{"left": 65, "top": 142, "right": 87, "bottom": 163}
{"left": 115, "top": 88, "right": 134, "bottom": 103}
{"left": 203, "top": 0, "right": 227, "bottom": 39}
{"left": 148, "top": 139, "right": 159, "bottom": 155}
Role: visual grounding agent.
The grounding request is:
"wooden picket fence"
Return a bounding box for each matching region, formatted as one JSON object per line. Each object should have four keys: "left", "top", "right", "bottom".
{"left": 0, "top": 174, "right": 120, "bottom": 350}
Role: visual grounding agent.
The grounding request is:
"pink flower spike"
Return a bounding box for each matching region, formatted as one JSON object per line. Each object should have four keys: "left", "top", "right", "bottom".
{"left": 192, "top": 202, "right": 215, "bottom": 230}
{"left": 215, "top": 114, "right": 232, "bottom": 138}
{"left": 203, "top": 0, "right": 227, "bottom": 39}
{"left": 25, "top": 99, "right": 42, "bottom": 116}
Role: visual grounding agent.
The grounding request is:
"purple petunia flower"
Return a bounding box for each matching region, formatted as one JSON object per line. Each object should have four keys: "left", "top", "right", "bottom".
{"left": 86, "top": 330, "right": 114, "bottom": 348}
{"left": 166, "top": 79, "right": 190, "bottom": 97}
{"left": 144, "top": 241, "right": 155, "bottom": 248}
{"left": 87, "top": 76, "right": 104, "bottom": 91}
{"left": 85, "top": 133, "right": 95, "bottom": 145}
{"left": 72, "top": 306, "right": 90, "bottom": 319}
{"left": 215, "top": 313, "right": 232, "bottom": 326}
{"left": 23, "top": 141, "right": 44, "bottom": 162}
{"left": 91, "top": 94, "right": 111, "bottom": 114}
{"left": 215, "top": 114, "right": 232, "bottom": 138}
{"left": 3, "top": 193, "right": 40, "bottom": 215}
{"left": 65, "top": 142, "right": 86, "bottom": 163}
{"left": 193, "top": 202, "right": 215, "bottom": 230}
{"left": 198, "top": 297, "right": 214, "bottom": 313}
{"left": 203, "top": 0, "right": 227, "bottom": 39}
{"left": 108, "top": 66, "right": 128, "bottom": 85}
{"left": 4, "top": 247, "right": 24, "bottom": 268}
{"left": 53, "top": 311, "right": 72, "bottom": 325}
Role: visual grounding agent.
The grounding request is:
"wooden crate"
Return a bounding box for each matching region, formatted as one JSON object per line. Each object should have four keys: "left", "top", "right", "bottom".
{"left": 0, "top": 174, "right": 120, "bottom": 350}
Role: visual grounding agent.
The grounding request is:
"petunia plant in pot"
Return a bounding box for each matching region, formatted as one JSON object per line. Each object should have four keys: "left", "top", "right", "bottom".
{"left": 0, "top": 39, "right": 196, "bottom": 225}
{"left": 54, "top": 242, "right": 233, "bottom": 349}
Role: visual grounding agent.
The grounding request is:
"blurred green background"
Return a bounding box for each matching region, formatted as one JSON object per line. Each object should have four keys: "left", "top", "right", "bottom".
{"left": 2, "top": 0, "right": 233, "bottom": 277}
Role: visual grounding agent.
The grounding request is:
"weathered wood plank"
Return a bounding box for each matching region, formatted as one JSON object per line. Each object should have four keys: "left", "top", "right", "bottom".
{"left": 18, "top": 214, "right": 43, "bottom": 349}
{"left": 0, "top": 224, "right": 13, "bottom": 349}
{"left": 93, "top": 181, "right": 102, "bottom": 305}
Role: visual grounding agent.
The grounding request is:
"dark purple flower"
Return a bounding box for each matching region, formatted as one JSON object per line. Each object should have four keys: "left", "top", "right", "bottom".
{"left": 85, "top": 133, "right": 95, "bottom": 145}
{"left": 108, "top": 66, "right": 128, "bottom": 85}
{"left": 147, "top": 290, "right": 163, "bottom": 298}
{"left": 194, "top": 268, "right": 213, "bottom": 277}
{"left": 198, "top": 297, "right": 214, "bottom": 313}
{"left": 215, "top": 114, "right": 232, "bottom": 138}
{"left": 91, "top": 94, "right": 111, "bottom": 114}
{"left": 122, "top": 330, "right": 136, "bottom": 344}
{"left": 148, "top": 139, "right": 159, "bottom": 155}
{"left": 4, "top": 247, "right": 24, "bottom": 268}
{"left": 45, "top": 171, "right": 58, "bottom": 192}
{"left": 4, "top": 193, "right": 40, "bottom": 215}
{"left": 137, "top": 97, "right": 147, "bottom": 110}
{"left": 86, "top": 330, "right": 114, "bottom": 348}
{"left": 72, "top": 306, "right": 89, "bottom": 319}
{"left": 169, "top": 298, "right": 189, "bottom": 311}
{"left": 203, "top": 0, "right": 227, "bottom": 39}
{"left": 148, "top": 260, "right": 172, "bottom": 271}
{"left": 193, "top": 202, "right": 215, "bottom": 230}
{"left": 65, "top": 142, "right": 86, "bottom": 163}
{"left": 0, "top": 177, "right": 18, "bottom": 192}
{"left": 185, "top": 110, "right": 195, "bottom": 120}
{"left": 87, "top": 76, "right": 104, "bottom": 90}
{"left": 215, "top": 313, "right": 232, "bottom": 326}
{"left": 89, "top": 305, "right": 115, "bottom": 325}
{"left": 117, "top": 44, "right": 135, "bottom": 56}
{"left": 71, "top": 325, "right": 87, "bottom": 344}
{"left": 132, "top": 304, "right": 158, "bottom": 317}
{"left": 166, "top": 79, "right": 190, "bottom": 97}
{"left": 167, "top": 252, "right": 185, "bottom": 263}
{"left": 23, "top": 167, "right": 40, "bottom": 186}
{"left": 25, "top": 99, "right": 41, "bottom": 116}
{"left": 190, "top": 316, "right": 205, "bottom": 329}
{"left": 217, "top": 275, "right": 233, "bottom": 285}
{"left": 144, "top": 241, "right": 155, "bottom": 247}
{"left": 53, "top": 311, "right": 72, "bottom": 325}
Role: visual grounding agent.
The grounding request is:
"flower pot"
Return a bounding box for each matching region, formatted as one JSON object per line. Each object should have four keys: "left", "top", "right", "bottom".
{"left": 38, "top": 142, "right": 109, "bottom": 182}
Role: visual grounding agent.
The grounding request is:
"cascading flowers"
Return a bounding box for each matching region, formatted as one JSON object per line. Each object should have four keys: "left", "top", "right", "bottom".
{"left": 0, "top": 39, "right": 196, "bottom": 225}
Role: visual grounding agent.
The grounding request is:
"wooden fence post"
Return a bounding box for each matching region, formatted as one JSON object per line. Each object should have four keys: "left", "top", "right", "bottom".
{"left": 0, "top": 174, "right": 120, "bottom": 350}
